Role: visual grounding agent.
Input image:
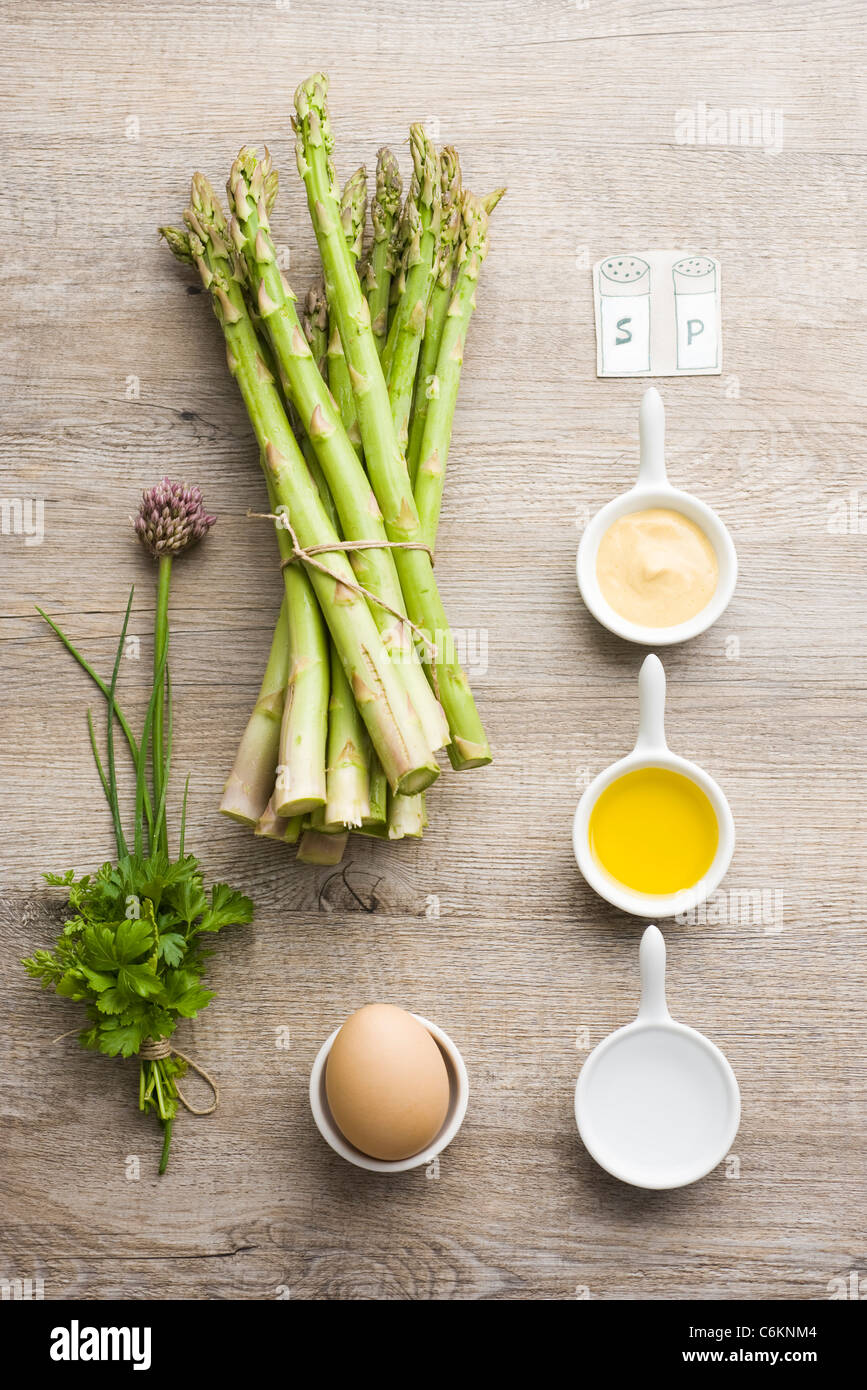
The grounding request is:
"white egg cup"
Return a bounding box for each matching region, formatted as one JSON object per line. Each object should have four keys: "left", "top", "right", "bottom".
{"left": 575, "top": 924, "right": 741, "bottom": 1189}
{"left": 309, "top": 1012, "right": 469, "bottom": 1173}
{"left": 573, "top": 654, "right": 735, "bottom": 919}
{"left": 577, "top": 387, "right": 737, "bottom": 645}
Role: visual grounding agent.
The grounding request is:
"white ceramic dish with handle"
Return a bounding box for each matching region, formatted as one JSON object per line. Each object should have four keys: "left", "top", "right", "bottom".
{"left": 573, "top": 653, "right": 735, "bottom": 919}
{"left": 577, "top": 387, "right": 737, "bottom": 645}
{"left": 575, "top": 924, "right": 741, "bottom": 1189}
{"left": 309, "top": 1012, "right": 469, "bottom": 1173}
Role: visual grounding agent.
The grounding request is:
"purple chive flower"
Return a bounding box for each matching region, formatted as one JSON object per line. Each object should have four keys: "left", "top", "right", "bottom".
{"left": 133, "top": 477, "right": 216, "bottom": 558}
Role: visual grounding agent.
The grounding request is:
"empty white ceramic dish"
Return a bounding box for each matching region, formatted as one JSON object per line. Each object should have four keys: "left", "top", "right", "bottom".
{"left": 575, "top": 924, "right": 741, "bottom": 1189}
{"left": 573, "top": 653, "right": 735, "bottom": 919}
{"left": 309, "top": 1012, "right": 469, "bottom": 1173}
{"left": 577, "top": 387, "right": 737, "bottom": 645}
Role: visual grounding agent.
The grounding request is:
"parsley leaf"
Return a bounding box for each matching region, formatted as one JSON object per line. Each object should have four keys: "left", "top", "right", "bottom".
{"left": 198, "top": 883, "right": 255, "bottom": 934}
{"left": 23, "top": 855, "right": 252, "bottom": 1059}
{"left": 157, "top": 932, "right": 186, "bottom": 967}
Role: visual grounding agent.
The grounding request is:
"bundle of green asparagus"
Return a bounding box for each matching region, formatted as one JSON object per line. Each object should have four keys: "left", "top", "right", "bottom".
{"left": 161, "top": 73, "right": 504, "bottom": 864}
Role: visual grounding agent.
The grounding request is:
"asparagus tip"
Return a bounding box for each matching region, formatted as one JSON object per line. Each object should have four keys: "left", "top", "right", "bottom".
{"left": 482, "top": 186, "right": 507, "bottom": 215}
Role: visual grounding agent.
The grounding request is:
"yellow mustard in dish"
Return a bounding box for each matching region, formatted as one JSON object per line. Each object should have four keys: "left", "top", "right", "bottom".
{"left": 596, "top": 507, "right": 719, "bottom": 627}
{"left": 589, "top": 767, "right": 719, "bottom": 896}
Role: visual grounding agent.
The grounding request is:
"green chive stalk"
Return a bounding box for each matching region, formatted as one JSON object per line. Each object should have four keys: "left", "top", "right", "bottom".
{"left": 133, "top": 479, "right": 216, "bottom": 850}
{"left": 152, "top": 554, "right": 172, "bottom": 853}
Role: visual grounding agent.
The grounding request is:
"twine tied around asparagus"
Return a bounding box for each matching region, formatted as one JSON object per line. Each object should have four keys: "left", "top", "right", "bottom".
{"left": 248, "top": 509, "right": 440, "bottom": 661}
{"left": 139, "top": 1037, "right": 220, "bottom": 1116}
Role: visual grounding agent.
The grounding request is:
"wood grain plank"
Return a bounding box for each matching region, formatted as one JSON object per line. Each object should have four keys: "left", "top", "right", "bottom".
{"left": 1, "top": 0, "right": 865, "bottom": 1302}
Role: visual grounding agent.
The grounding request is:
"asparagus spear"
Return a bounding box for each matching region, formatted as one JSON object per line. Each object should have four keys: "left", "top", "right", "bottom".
{"left": 161, "top": 179, "right": 438, "bottom": 796}
{"left": 226, "top": 148, "right": 449, "bottom": 759}
{"left": 220, "top": 594, "right": 290, "bottom": 825}
{"left": 293, "top": 74, "right": 491, "bottom": 770}
{"left": 323, "top": 643, "right": 370, "bottom": 828}
{"left": 414, "top": 192, "right": 490, "bottom": 553}
{"left": 326, "top": 320, "right": 359, "bottom": 451}
{"left": 381, "top": 127, "right": 441, "bottom": 450}
{"left": 302, "top": 283, "right": 387, "bottom": 828}
{"left": 406, "top": 182, "right": 505, "bottom": 490}
{"left": 339, "top": 162, "right": 367, "bottom": 250}
{"left": 327, "top": 167, "right": 366, "bottom": 457}
{"left": 333, "top": 164, "right": 429, "bottom": 839}
{"left": 294, "top": 293, "right": 375, "bottom": 823}
{"left": 267, "top": 483, "right": 329, "bottom": 817}
{"left": 406, "top": 147, "right": 463, "bottom": 485}
{"left": 302, "top": 280, "right": 329, "bottom": 375}
{"left": 282, "top": 372, "right": 371, "bottom": 830}
{"left": 312, "top": 339, "right": 389, "bottom": 828}
{"left": 296, "top": 282, "right": 335, "bottom": 510}
{"left": 387, "top": 182, "right": 417, "bottom": 324}
{"left": 363, "top": 148, "right": 402, "bottom": 356}
{"left": 364, "top": 743, "right": 388, "bottom": 826}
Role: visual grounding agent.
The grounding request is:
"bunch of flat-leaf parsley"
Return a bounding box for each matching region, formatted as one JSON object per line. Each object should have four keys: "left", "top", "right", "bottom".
{"left": 23, "top": 479, "right": 253, "bottom": 1173}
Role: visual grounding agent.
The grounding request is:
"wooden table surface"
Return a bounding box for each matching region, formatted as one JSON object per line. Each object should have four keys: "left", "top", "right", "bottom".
{"left": 1, "top": 0, "right": 865, "bottom": 1302}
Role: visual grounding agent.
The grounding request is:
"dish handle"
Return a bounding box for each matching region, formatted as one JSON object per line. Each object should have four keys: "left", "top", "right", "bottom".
{"left": 638, "top": 387, "right": 667, "bottom": 486}
{"left": 637, "top": 924, "right": 671, "bottom": 1022}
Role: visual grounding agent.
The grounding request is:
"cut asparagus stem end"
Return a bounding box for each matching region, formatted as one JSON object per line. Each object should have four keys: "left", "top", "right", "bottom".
{"left": 219, "top": 774, "right": 273, "bottom": 825}
{"left": 255, "top": 796, "right": 303, "bottom": 843}
{"left": 395, "top": 763, "right": 439, "bottom": 795}
{"left": 297, "top": 829, "right": 349, "bottom": 865}
{"left": 447, "top": 738, "right": 494, "bottom": 771}
{"left": 387, "top": 790, "right": 425, "bottom": 840}
{"left": 354, "top": 823, "right": 391, "bottom": 840}
{"left": 275, "top": 790, "right": 327, "bottom": 818}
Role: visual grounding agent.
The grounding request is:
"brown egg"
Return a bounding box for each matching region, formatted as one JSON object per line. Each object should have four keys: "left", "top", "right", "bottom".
{"left": 325, "top": 1003, "right": 451, "bottom": 1161}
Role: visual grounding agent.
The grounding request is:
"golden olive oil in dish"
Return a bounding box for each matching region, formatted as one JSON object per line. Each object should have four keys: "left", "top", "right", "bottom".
{"left": 589, "top": 767, "right": 719, "bottom": 896}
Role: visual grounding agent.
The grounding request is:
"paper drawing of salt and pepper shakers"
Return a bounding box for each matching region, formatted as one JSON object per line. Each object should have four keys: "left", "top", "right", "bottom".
{"left": 598, "top": 256, "right": 651, "bottom": 375}
{"left": 594, "top": 251, "right": 722, "bottom": 377}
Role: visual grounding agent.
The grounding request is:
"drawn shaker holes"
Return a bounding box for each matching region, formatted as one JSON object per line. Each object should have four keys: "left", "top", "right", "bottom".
{"left": 599, "top": 256, "right": 651, "bottom": 375}
{"left": 672, "top": 257, "right": 719, "bottom": 370}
